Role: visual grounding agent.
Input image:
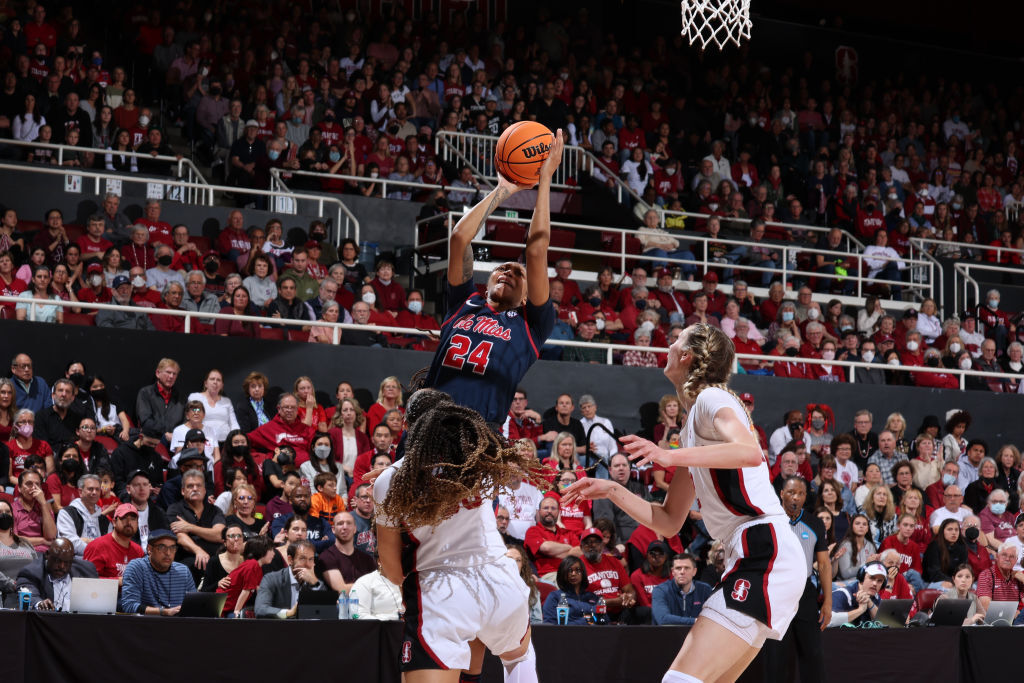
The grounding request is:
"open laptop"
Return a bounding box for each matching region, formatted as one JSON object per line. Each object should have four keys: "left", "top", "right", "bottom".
{"left": 982, "top": 600, "right": 1017, "bottom": 626}
{"left": 874, "top": 599, "right": 913, "bottom": 627}
{"left": 930, "top": 598, "right": 972, "bottom": 626}
{"left": 296, "top": 589, "right": 340, "bottom": 620}
{"left": 70, "top": 577, "right": 119, "bottom": 615}
{"left": 179, "top": 592, "right": 228, "bottom": 618}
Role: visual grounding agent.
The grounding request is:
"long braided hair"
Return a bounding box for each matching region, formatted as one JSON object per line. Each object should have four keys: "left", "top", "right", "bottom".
{"left": 677, "top": 322, "right": 753, "bottom": 425}
{"left": 377, "top": 402, "right": 545, "bottom": 529}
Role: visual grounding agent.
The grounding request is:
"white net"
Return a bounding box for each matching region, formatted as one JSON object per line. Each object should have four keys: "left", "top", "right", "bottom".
{"left": 681, "top": 0, "right": 752, "bottom": 50}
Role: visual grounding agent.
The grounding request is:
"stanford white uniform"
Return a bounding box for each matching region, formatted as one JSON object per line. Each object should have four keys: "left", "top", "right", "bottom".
{"left": 682, "top": 387, "right": 803, "bottom": 646}
{"left": 374, "top": 464, "right": 528, "bottom": 671}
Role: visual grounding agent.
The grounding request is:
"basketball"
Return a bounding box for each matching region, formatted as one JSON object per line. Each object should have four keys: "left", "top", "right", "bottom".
{"left": 494, "top": 121, "right": 554, "bottom": 186}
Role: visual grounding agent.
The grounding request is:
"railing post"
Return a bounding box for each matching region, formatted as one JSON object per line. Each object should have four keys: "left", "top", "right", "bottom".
{"left": 332, "top": 326, "right": 341, "bottom": 344}
{"left": 606, "top": 346, "right": 613, "bottom": 365}
{"left": 184, "top": 313, "right": 191, "bottom": 333}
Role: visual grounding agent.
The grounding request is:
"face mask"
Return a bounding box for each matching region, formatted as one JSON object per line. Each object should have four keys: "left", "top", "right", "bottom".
{"left": 918, "top": 188, "right": 929, "bottom": 197}
{"left": 807, "top": 308, "right": 820, "bottom": 320}
{"left": 988, "top": 298, "right": 999, "bottom": 309}
{"left": 138, "top": 115, "right": 150, "bottom": 126}
{"left": 811, "top": 418, "right": 825, "bottom": 430}
{"left": 408, "top": 300, "right": 423, "bottom": 314}
{"left": 906, "top": 341, "right": 919, "bottom": 352}
{"left": 132, "top": 276, "right": 146, "bottom": 288}
{"left": 841, "top": 326, "right": 853, "bottom": 334}
{"left": 89, "top": 274, "right": 103, "bottom": 287}
{"left": 887, "top": 358, "right": 900, "bottom": 366}
{"left": 157, "top": 254, "right": 172, "bottom": 267}
{"left": 952, "top": 202, "right": 962, "bottom": 210}
{"left": 370, "top": 170, "right": 379, "bottom": 178}
{"left": 926, "top": 356, "right": 939, "bottom": 367}
{"left": 329, "top": 151, "right": 341, "bottom": 162}
{"left": 782, "top": 311, "right": 794, "bottom": 322}
{"left": 362, "top": 292, "right": 376, "bottom": 305}
{"left": 0, "top": 510, "right": 13, "bottom": 530}
{"left": 942, "top": 473, "right": 957, "bottom": 487}
{"left": 781, "top": 115, "right": 791, "bottom": 125}
{"left": 313, "top": 444, "right": 332, "bottom": 460}
{"left": 640, "top": 320, "right": 655, "bottom": 333}
{"left": 990, "top": 503, "right": 1007, "bottom": 516}
{"left": 964, "top": 526, "right": 980, "bottom": 542}
{"left": 17, "top": 423, "right": 33, "bottom": 438}
{"left": 749, "top": 116, "right": 758, "bottom": 126}
{"left": 959, "top": 358, "right": 973, "bottom": 370}
{"left": 230, "top": 445, "right": 250, "bottom": 459}
{"left": 268, "top": 149, "right": 280, "bottom": 161}
{"left": 888, "top": 193, "right": 898, "bottom": 200}
{"left": 665, "top": 167, "right": 676, "bottom": 176}
{"left": 949, "top": 343, "right": 961, "bottom": 354}
{"left": 634, "top": 299, "right": 646, "bottom": 311}
{"left": 861, "top": 350, "right": 875, "bottom": 363}
{"left": 821, "top": 350, "right": 835, "bottom": 361}
{"left": 595, "top": 318, "right": 605, "bottom": 331}
{"left": 204, "top": 260, "right": 218, "bottom": 273}
{"left": 784, "top": 347, "right": 799, "bottom": 357}
{"left": 589, "top": 296, "right": 601, "bottom": 307}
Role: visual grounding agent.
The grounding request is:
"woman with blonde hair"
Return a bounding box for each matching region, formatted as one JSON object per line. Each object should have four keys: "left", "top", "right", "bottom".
{"left": 506, "top": 544, "right": 543, "bottom": 623}
{"left": 653, "top": 394, "right": 682, "bottom": 448}
{"left": 329, "top": 397, "right": 371, "bottom": 484}
{"left": 542, "top": 432, "right": 585, "bottom": 483}
{"left": 885, "top": 412, "right": 909, "bottom": 455}
{"left": 0, "top": 377, "right": 17, "bottom": 442}
{"left": 911, "top": 434, "right": 943, "bottom": 491}
{"left": 293, "top": 376, "right": 328, "bottom": 433}
{"left": 862, "top": 485, "right": 898, "bottom": 545}
{"left": 366, "top": 375, "right": 403, "bottom": 434}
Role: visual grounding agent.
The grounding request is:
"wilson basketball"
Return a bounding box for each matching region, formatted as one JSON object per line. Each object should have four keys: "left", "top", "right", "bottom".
{"left": 494, "top": 121, "right": 554, "bottom": 186}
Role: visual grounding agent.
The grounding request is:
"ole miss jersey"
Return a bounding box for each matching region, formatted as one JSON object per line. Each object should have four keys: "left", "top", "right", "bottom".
{"left": 425, "top": 279, "right": 555, "bottom": 424}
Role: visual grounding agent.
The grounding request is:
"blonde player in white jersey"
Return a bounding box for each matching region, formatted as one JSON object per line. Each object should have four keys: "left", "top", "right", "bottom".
{"left": 564, "top": 322, "right": 803, "bottom": 683}
{"left": 374, "top": 399, "right": 542, "bottom": 683}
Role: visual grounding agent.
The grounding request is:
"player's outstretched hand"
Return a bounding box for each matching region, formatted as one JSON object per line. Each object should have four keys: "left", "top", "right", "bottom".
{"left": 496, "top": 172, "right": 527, "bottom": 195}
{"left": 621, "top": 434, "right": 674, "bottom": 468}
{"left": 362, "top": 466, "right": 388, "bottom": 484}
{"left": 538, "top": 129, "right": 564, "bottom": 180}
{"left": 561, "top": 477, "right": 618, "bottom": 505}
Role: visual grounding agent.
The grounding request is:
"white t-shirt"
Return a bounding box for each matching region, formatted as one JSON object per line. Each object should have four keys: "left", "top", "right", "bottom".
{"left": 187, "top": 393, "right": 239, "bottom": 443}
{"left": 497, "top": 480, "right": 544, "bottom": 541}
{"left": 683, "top": 387, "right": 786, "bottom": 541}
{"left": 834, "top": 458, "right": 861, "bottom": 490}
{"left": 928, "top": 506, "right": 971, "bottom": 530}
{"left": 136, "top": 505, "right": 151, "bottom": 551}
{"left": 374, "top": 464, "right": 508, "bottom": 572}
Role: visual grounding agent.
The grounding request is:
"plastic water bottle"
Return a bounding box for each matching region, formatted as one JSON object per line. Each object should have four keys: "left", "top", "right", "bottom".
{"left": 594, "top": 596, "right": 608, "bottom": 625}
{"left": 349, "top": 592, "right": 360, "bottom": 619}
{"left": 359, "top": 242, "right": 378, "bottom": 272}
{"left": 556, "top": 593, "right": 570, "bottom": 625}
{"left": 18, "top": 587, "right": 31, "bottom": 611}
{"left": 338, "top": 590, "right": 349, "bottom": 619}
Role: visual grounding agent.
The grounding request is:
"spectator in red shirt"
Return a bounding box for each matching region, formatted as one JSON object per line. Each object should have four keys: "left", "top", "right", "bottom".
{"left": 550, "top": 259, "right": 584, "bottom": 307}
{"left": 170, "top": 225, "right": 202, "bottom": 272}
{"left": 138, "top": 200, "right": 173, "bottom": 247}
{"left": 77, "top": 263, "right": 112, "bottom": 308}
{"left": 616, "top": 115, "right": 646, "bottom": 161}
{"left": 504, "top": 388, "right": 543, "bottom": 444}
{"left": 216, "top": 209, "right": 251, "bottom": 260}
{"left": 976, "top": 543, "right": 1024, "bottom": 623}
{"left": 128, "top": 266, "right": 162, "bottom": 307}
{"left": 879, "top": 514, "right": 926, "bottom": 592}
{"left": 24, "top": 5, "right": 56, "bottom": 54}
{"left": 393, "top": 290, "right": 440, "bottom": 351}
{"left": 369, "top": 260, "right": 405, "bottom": 315}
{"left": 77, "top": 214, "right": 113, "bottom": 262}
{"left": 219, "top": 534, "right": 276, "bottom": 617}
{"left": 524, "top": 493, "right": 582, "bottom": 582}
{"left": 878, "top": 548, "right": 914, "bottom": 599}
{"left": 581, "top": 526, "right": 638, "bottom": 621}
{"left": 82, "top": 503, "right": 144, "bottom": 583}
{"left": 629, "top": 539, "right": 672, "bottom": 609}
{"left": 977, "top": 288, "right": 1011, "bottom": 352}
{"left": 247, "top": 393, "right": 316, "bottom": 464}
{"left": 121, "top": 226, "right": 155, "bottom": 271}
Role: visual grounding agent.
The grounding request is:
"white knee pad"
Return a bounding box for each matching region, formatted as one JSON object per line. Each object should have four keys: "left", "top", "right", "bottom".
{"left": 501, "top": 642, "right": 536, "bottom": 683}
{"left": 662, "top": 671, "right": 703, "bottom": 683}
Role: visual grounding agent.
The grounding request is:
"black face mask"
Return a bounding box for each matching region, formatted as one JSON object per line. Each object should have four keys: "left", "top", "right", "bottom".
{"left": 589, "top": 297, "right": 601, "bottom": 307}
{"left": 785, "top": 347, "right": 799, "bottom": 357}
{"left": 925, "top": 356, "right": 939, "bottom": 367}
{"left": 91, "top": 388, "right": 107, "bottom": 401}
{"left": 231, "top": 445, "right": 250, "bottom": 459}
{"left": 157, "top": 254, "right": 173, "bottom": 267}
{"left": 204, "top": 260, "right": 219, "bottom": 273}
{"left": 68, "top": 372, "right": 85, "bottom": 387}
{"left": 964, "top": 526, "right": 980, "bottom": 543}
{"left": 635, "top": 299, "right": 646, "bottom": 311}
{"left": 0, "top": 512, "right": 13, "bottom": 531}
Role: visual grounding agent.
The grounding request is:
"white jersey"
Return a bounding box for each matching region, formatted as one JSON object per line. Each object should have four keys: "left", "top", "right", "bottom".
{"left": 373, "top": 464, "right": 507, "bottom": 573}
{"left": 683, "top": 387, "right": 786, "bottom": 541}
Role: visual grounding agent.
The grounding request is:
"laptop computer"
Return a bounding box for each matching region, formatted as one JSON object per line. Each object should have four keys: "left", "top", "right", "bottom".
{"left": 874, "top": 599, "right": 913, "bottom": 627}
{"left": 982, "top": 600, "right": 1017, "bottom": 626}
{"left": 70, "top": 577, "right": 119, "bottom": 615}
{"left": 296, "top": 588, "right": 340, "bottom": 620}
{"left": 930, "top": 598, "right": 972, "bottom": 626}
{"left": 179, "top": 592, "right": 228, "bottom": 618}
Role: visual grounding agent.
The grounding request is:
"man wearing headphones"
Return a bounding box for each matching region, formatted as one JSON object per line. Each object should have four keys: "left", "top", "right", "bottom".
{"left": 829, "top": 562, "right": 885, "bottom": 626}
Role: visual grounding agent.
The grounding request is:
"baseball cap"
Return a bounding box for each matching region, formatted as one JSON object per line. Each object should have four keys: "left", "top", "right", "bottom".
{"left": 542, "top": 490, "right": 562, "bottom": 502}
{"left": 204, "top": 250, "right": 220, "bottom": 260}
{"left": 244, "top": 119, "right": 259, "bottom": 128}
{"left": 876, "top": 334, "right": 895, "bottom": 344}
{"left": 862, "top": 563, "right": 886, "bottom": 579}
{"left": 126, "top": 469, "right": 150, "bottom": 484}
{"left": 703, "top": 271, "right": 719, "bottom": 282}
{"left": 1015, "top": 513, "right": 1024, "bottom": 528}
{"left": 177, "top": 447, "right": 207, "bottom": 464}
{"left": 578, "top": 315, "right": 596, "bottom": 325}
{"left": 86, "top": 262, "right": 103, "bottom": 274}
{"left": 581, "top": 527, "right": 602, "bottom": 542}
{"left": 902, "top": 309, "right": 918, "bottom": 319}
{"left": 148, "top": 529, "right": 176, "bottom": 543}
{"left": 304, "top": 239, "right": 321, "bottom": 250}
{"left": 647, "top": 540, "right": 671, "bottom": 554}
{"left": 184, "top": 429, "right": 206, "bottom": 444}
{"left": 655, "top": 267, "right": 673, "bottom": 279}
{"left": 112, "top": 274, "right": 130, "bottom": 289}
{"left": 140, "top": 425, "right": 163, "bottom": 439}
{"left": 961, "top": 310, "right": 976, "bottom": 321}
{"left": 114, "top": 503, "right": 139, "bottom": 519}
{"left": 739, "top": 392, "right": 755, "bottom": 404}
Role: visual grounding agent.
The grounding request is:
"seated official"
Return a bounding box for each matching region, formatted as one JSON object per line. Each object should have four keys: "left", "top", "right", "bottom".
{"left": 121, "top": 529, "right": 196, "bottom": 616}
{"left": 651, "top": 553, "right": 712, "bottom": 625}
{"left": 15, "top": 538, "right": 97, "bottom": 611}
{"left": 82, "top": 503, "right": 144, "bottom": 583}
{"left": 542, "top": 556, "right": 599, "bottom": 625}
{"left": 829, "top": 562, "right": 885, "bottom": 626}
{"left": 254, "top": 539, "right": 325, "bottom": 618}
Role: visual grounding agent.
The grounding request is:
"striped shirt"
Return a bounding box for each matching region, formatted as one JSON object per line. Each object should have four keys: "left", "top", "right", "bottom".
{"left": 120, "top": 557, "right": 196, "bottom": 614}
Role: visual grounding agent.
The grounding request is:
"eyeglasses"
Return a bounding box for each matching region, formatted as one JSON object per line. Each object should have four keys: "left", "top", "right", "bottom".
{"left": 225, "top": 534, "right": 244, "bottom": 540}
{"left": 151, "top": 544, "right": 178, "bottom": 553}
{"left": 189, "top": 407, "right": 203, "bottom": 413}
{"left": 356, "top": 494, "right": 373, "bottom": 501}
{"left": 13, "top": 363, "right": 32, "bottom": 369}
{"left": 78, "top": 425, "right": 96, "bottom": 431}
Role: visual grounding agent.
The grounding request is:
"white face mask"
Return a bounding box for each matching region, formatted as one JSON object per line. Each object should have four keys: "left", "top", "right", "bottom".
{"left": 138, "top": 115, "right": 150, "bottom": 126}
{"left": 313, "top": 444, "right": 331, "bottom": 460}
{"left": 807, "top": 308, "right": 820, "bottom": 320}
{"left": 959, "top": 358, "right": 973, "bottom": 370}
{"left": 821, "top": 350, "right": 835, "bottom": 361}
{"left": 640, "top": 320, "right": 655, "bottom": 333}
{"left": 89, "top": 274, "right": 102, "bottom": 287}
{"left": 888, "top": 358, "right": 900, "bottom": 366}
{"left": 665, "top": 167, "right": 676, "bottom": 176}
{"left": 949, "top": 343, "right": 961, "bottom": 354}
{"left": 861, "top": 350, "right": 875, "bottom": 363}
{"left": 131, "top": 276, "right": 146, "bottom": 288}
{"left": 370, "top": 170, "right": 379, "bottom": 178}
{"left": 595, "top": 318, "right": 605, "bottom": 331}
{"left": 408, "top": 300, "right": 423, "bottom": 314}
{"left": 362, "top": 292, "right": 376, "bottom": 305}
{"left": 906, "top": 340, "right": 919, "bottom": 352}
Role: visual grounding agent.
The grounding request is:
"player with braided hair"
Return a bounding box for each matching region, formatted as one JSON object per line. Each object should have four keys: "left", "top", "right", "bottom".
{"left": 564, "top": 323, "right": 804, "bottom": 683}
{"left": 374, "top": 402, "right": 544, "bottom": 683}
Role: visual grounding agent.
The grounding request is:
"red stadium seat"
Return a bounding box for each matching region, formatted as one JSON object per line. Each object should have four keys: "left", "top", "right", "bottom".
{"left": 94, "top": 435, "right": 118, "bottom": 452}
{"left": 287, "top": 329, "right": 309, "bottom": 342}
{"left": 63, "top": 313, "right": 96, "bottom": 327}
{"left": 915, "top": 588, "right": 944, "bottom": 614}
{"left": 192, "top": 236, "right": 212, "bottom": 253}
{"left": 217, "top": 260, "right": 238, "bottom": 277}
{"left": 490, "top": 223, "right": 527, "bottom": 261}
{"left": 548, "top": 228, "right": 575, "bottom": 264}
{"left": 601, "top": 232, "right": 643, "bottom": 271}
{"left": 537, "top": 581, "right": 558, "bottom": 604}
{"left": 64, "top": 224, "right": 85, "bottom": 241}
{"left": 259, "top": 327, "right": 286, "bottom": 340}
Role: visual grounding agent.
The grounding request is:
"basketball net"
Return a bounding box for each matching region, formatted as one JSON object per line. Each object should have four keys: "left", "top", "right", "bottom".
{"left": 681, "top": 0, "right": 752, "bottom": 50}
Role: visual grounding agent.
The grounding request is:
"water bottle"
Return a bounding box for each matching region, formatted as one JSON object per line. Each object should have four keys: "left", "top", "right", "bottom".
{"left": 18, "top": 587, "right": 31, "bottom": 611}
{"left": 594, "top": 596, "right": 608, "bottom": 625}
{"left": 556, "top": 593, "right": 570, "bottom": 625}
{"left": 358, "top": 242, "right": 378, "bottom": 273}
{"left": 338, "top": 590, "right": 349, "bottom": 619}
{"left": 349, "top": 592, "right": 360, "bottom": 619}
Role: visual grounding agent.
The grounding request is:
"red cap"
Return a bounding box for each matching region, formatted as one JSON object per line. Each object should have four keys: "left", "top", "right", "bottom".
{"left": 113, "top": 503, "right": 138, "bottom": 519}
{"left": 304, "top": 239, "right": 321, "bottom": 250}
{"left": 877, "top": 334, "right": 895, "bottom": 343}
{"left": 581, "top": 527, "right": 602, "bottom": 541}
{"left": 655, "top": 267, "right": 673, "bottom": 279}
{"left": 86, "top": 263, "right": 103, "bottom": 273}
{"left": 739, "top": 392, "right": 755, "bottom": 404}
{"left": 578, "top": 315, "right": 596, "bottom": 325}
{"left": 703, "top": 271, "right": 718, "bottom": 282}
{"left": 204, "top": 250, "right": 220, "bottom": 260}
{"left": 542, "top": 490, "right": 561, "bottom": 502}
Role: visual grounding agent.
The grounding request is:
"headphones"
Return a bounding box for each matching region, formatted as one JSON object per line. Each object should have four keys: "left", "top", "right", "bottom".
{"left": 857, "top": 561, "right": 888, "bottom": 590}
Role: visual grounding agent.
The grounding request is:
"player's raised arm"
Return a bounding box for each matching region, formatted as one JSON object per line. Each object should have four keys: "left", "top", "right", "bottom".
{"left": 524, "top": 129, "right": 563, "bottom": 306}
{"left": 447, "top": 175, "right": 524, "bottom": 287}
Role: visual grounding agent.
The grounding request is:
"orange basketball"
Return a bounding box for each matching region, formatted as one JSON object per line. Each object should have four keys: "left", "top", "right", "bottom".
{"left": 494, "top": 121, "right": 554, "bottom": 186}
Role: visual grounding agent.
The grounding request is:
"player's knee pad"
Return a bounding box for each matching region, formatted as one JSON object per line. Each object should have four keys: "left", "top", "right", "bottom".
{"left": 500, "top": 641, "right": 535, "bottom": 668}
{"left": 662, "top": 671, "right": 703, "bottom": 683}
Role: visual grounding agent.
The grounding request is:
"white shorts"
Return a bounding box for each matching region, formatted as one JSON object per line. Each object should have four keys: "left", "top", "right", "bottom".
{"left": 700, "top": 517, "right": 804, "bottom": 648}
{"left": 400, "top": 555, "right": 530, "bottom": 671}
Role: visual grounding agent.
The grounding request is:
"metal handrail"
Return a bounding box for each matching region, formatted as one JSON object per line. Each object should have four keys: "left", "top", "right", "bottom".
{"left": 4, "top": 294, "right": 1020, "bottom": 389}
{"left": 659, "top": 208, "right": 862, "bottom": 244}
{"left": 414, "top": 209, "right": 934, "bottom": 299}
{"left": 952, "top": 261, "right": 1024, "bottom": 317}
{"left": 0, "top": 162, "right": 360, "bottom": 246}
{"left": 270, "top": 167, "right": 454, "bottom": 198}
{"left": 911, "top": 235, "right": 1024, "bottom": 263}
{"left": 435, "top": 130, "right": 584, "bottom": 191}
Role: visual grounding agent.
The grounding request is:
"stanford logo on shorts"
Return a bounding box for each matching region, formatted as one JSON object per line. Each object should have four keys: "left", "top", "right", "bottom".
{"left": 731, "top": 579, "right": 751, "bottom": 602}
{"left": 401, "top": 641, "right": 413, "bottom": 664}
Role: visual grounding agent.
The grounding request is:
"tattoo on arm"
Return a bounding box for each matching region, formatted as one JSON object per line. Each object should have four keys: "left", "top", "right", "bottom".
{"left": 460, "top": 242, "right": 474, "bottom": 284}
{"left": 459, "top": 187, "right": 509, "bottom": 284}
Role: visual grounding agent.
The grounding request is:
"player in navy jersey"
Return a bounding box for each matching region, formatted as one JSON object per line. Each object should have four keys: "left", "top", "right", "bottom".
{"left": 423, "top": 130, "right": 563, "bottom": 424}
{"left": 564, "top": 323, "right": 803, "bottom": 683}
